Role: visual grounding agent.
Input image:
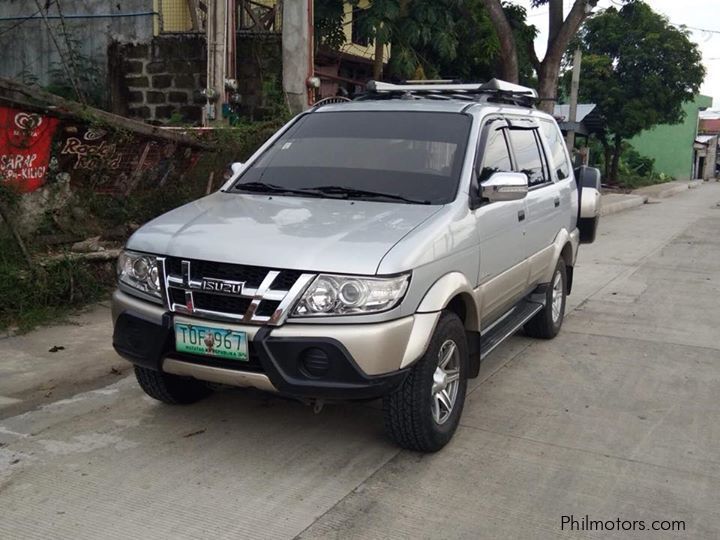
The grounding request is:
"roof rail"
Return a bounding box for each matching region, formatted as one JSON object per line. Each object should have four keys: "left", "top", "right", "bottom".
{"left": 362, "top": 78, "right": 538, "bottom": 108}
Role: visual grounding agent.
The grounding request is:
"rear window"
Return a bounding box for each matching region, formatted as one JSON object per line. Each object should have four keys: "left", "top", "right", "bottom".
{"left": 236, "top": 111, "right": 472, "bottom": 204}
{"left": 539, "top": 119, "right": 571, "bottom": 180}
{"left": 508, "top": 129, "right": 548, "bottom": 188}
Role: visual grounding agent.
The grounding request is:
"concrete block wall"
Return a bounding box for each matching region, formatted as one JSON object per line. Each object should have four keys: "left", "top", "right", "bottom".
{"left": 117, "top": 36, "right": 207, "bottom": 125}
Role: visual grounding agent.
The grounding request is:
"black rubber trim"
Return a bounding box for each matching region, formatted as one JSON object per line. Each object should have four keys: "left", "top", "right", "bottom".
{"left": 114, "top": 311, "right": 408, "bottom": 399}
{"left": 112, "top": 311, "right": 173, "bottom": 371}
{"left": 254, "top": 334, "right": 409, "bottom": 400}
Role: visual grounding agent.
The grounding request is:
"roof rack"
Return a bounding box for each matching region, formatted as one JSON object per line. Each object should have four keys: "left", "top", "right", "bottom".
{"left": 360, "top": 79, "right": 538, "bottom": 108}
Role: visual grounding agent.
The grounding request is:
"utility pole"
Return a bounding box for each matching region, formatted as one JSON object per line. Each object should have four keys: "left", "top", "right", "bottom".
{"left": 205, "top": 0, "right": 230, "bottom": 126}
{"left": 565, "top": 47, "right": 582, "bottom": 153}
{"left": 282, "top": 0, "right": 313, "bottom": 115}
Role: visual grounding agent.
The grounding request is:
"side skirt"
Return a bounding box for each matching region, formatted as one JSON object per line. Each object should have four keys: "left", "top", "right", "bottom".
{"left": 479, "top": 298, "right": 545, "bottom": 361}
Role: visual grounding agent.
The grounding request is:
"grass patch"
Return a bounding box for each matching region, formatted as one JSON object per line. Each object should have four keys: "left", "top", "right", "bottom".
{"left": 0, "top": 119, "right": 288, "bottom": 333}
{"left": 0, "top": 238, "right": 114, "bottom": 334}
{"left": 617, "top": 173, "right": 673, "bottom": 190}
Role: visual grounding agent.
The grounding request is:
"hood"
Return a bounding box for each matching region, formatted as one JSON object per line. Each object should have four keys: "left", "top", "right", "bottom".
{"left": 127, "top": 192, "right": 443, "bottom": 275}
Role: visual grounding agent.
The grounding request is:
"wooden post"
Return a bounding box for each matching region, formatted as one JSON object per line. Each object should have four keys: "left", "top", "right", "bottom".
{"left": 0, "top": 77, "right": 214, "bottom": 150}
{"left": 565, "top": 48, "right": 582, "bottom": 152}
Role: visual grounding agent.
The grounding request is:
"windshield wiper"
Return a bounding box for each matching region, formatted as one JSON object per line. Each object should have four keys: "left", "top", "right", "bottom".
{"left": 308, "top": 185, "right": 433, "bottom": 205}
{"left": 233, "top": 182, "right": 325, "bottom": 198}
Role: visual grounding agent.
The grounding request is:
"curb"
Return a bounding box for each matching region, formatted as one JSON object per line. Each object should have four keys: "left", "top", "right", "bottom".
{"left": 600, "top": 194, "right": 648, "bottom": 217}
{"left": 632, "top": 180, "right": 701, "bottom": 200}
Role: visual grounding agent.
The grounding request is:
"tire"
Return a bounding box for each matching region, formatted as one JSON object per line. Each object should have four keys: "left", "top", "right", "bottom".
{"left": 134, "top": 366, "right": 212, "bottom": 405}
{"left": 383, "top": 311, "right": 468, "bottom": 452}
{"left": 524, "top": 259, "right": 567, "bottom": 339}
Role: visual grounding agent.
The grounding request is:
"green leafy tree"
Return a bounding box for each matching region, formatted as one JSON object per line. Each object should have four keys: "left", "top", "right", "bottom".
{"left": 576, "top": 2, "right": 705, "bottom": 182}
{"left": 314, "top": 0, "right": 535, "bottom": 84}
{"left": 400, "top": 0, "right": 536, "bottom": 84}
{"left": 314, "top": 0, "right": 347, "bottom": 51}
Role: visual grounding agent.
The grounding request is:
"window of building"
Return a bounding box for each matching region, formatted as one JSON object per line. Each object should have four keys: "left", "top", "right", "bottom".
{"left": 508, "top": 128, "right": 549, "bottom": 187}
{"left": 351, "top": 7, "right": 369, "bottom": 46}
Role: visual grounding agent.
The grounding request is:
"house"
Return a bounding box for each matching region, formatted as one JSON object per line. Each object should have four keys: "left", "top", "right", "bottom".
{"left": 0, "top": 0, "right": 207, "bottom": 123}
{"left": 694, "top": 113, "right": 720, "bottom": 180}
{"left": 629, "top": 95, "right": 713, "bottom": 181}
{"left": 315, "top": 1, "right": 391, "bottom": 99}
{"left": 0, "top": 0, "right": 386, "bottom": 123}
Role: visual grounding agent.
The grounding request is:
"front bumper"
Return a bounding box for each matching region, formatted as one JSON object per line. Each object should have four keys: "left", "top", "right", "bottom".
{"left": 112, "top": 290, "right": 438, "bottom": 400}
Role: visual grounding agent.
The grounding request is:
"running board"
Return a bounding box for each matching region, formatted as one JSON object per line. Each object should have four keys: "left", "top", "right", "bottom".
{"left": 480, "top": 299, "right": 544, "bottom": 361}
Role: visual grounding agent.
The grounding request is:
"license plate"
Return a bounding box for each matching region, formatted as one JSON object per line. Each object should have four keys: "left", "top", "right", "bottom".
{"left": 174, "top": 321, "right": 248, "bottom": 361}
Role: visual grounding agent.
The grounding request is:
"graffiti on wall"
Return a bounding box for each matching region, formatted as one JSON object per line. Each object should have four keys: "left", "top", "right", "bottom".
{"left": 0, "top": 104, "right": 201, "bottom": 197}
{"left": 0, "top": 107, "right": 60, "bottom": 192}
{"left": 57, "top": 125, "right": 197, "bottom": 194}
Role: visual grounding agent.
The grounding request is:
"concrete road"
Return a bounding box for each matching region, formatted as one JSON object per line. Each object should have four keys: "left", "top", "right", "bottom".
{"left": 1, "top": 184, "right": 720, "bottom": 539}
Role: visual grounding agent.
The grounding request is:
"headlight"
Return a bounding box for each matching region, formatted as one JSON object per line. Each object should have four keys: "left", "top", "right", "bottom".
{"left": 117, "top": 250, "right": 161, "bottom": 298}
{"left": 293, "top": 274, "right": 409, "bottom": 317}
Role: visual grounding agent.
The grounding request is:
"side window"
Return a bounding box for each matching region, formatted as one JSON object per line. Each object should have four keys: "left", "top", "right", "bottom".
{"left": 478, "top": 126, "right": 512, "bottom": 182}
{"left": 508, "top": 128, "right": 548, "bottom": 188}
{"left": 539, "top": 119, "right": 571, "bottom": 180}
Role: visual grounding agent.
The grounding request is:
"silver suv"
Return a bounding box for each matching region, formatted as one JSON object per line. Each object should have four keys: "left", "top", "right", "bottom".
{"left": 112, "top": 80, "right": 601, "bottom": 452}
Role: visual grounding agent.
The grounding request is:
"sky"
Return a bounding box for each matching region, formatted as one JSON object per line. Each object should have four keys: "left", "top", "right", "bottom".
{"left": 517, "top": 0, "right": 720, "bottom": 110}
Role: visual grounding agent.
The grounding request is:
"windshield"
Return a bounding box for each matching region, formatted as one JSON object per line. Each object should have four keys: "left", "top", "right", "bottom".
{"left": 232, "top": 111, "right": 472, "bottom": 204}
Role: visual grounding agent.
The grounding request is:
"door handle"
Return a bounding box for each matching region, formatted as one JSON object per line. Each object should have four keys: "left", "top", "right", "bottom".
{"left": 554, "top": 197, "right": 560, "bottom": 208}
{"left": 518, "top": 209, "right": 525, "bottom": 222}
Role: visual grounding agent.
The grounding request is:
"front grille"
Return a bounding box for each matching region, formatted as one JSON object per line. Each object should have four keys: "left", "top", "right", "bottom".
{"left": 192, "top": 291, "right": 252, "bottom": 314}
{"left": 161, "top": 256, "right": 314, "bottom": 325}
{"left": 165, "top": 257, "right": 302, "bottom": 290}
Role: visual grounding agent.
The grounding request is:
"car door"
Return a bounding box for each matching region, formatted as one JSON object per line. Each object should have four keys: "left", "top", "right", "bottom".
{"left": 506, "top": 119, "right": 561, "bottom": 287}
{"left": 472, "top": 117, "right": 529, "bottom": 325}
{"left": 538, "top": 117, "right": 577, "bottom": 236}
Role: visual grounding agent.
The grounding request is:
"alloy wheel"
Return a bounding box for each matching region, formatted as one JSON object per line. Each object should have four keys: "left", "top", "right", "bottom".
{"left": 431, "top": 339, "right": 461, "bottom": 424}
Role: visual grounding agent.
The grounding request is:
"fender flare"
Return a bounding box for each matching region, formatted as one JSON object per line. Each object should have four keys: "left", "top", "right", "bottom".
{"left": 539, "top": 228, "right": 579, "bottom": 284}
{"left": 416, "top": 272, "right": 479, "bottom": 330}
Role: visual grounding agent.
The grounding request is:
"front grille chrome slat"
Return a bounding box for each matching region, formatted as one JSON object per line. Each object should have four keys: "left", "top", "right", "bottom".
{"left": 162, "top": 257, "right": 314, "bottom": 326}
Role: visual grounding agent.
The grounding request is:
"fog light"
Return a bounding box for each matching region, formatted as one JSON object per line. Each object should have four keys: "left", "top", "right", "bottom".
{"left": 299, "top": 347, "right": 330, "bottom": 378}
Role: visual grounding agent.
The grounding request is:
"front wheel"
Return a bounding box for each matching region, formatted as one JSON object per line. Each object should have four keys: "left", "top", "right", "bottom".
{"left": 383, "top": 311, "right": 468, "bottom": 452}
{"left": 524, "top": 259, "right": 567, "bottom": 339}
{"left": 134, "top": 366, "right": 213, "bottom": 404}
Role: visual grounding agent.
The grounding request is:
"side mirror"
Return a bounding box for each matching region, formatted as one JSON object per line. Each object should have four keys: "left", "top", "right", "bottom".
{"left": 481, "top": 172, "right": 528, "bottom": 203}
{"left": 231, "top": 162, "right": 244, "bottom": 175}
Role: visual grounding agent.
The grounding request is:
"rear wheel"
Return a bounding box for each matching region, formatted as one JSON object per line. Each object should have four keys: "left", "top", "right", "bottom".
{"left": 524, "top": 259, "right": 567, "bottom": 339}
{"left": 383, "top": 311, "right": 468, "bottom": 452}
{"left": 134, "top": 366, "right": 212, "bottom": 404}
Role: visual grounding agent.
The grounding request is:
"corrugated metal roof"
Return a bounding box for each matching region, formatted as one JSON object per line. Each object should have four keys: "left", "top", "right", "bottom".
{"left": 553, "top": 103, "right": 597, "bottom": 122}
{"left": 695, "top": 135, "right": 716, "bottom": 144}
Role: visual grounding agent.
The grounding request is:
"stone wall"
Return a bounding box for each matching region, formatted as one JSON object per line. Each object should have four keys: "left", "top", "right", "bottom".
{"left": 114, "top": 36, "right": 207, "bottom": 125}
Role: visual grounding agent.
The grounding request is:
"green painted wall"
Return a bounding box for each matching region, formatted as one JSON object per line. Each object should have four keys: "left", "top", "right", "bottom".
{"left": 629, "top": 95, "right": 713, "bottom": 181}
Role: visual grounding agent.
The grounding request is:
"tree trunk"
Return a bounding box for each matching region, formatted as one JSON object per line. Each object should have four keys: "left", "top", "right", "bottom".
{"left": 610, "top": 135, "right": 623, "bottom": 184}
{"left": 548, "top": 0, "right": 564, "bottom": 44}
{"left": 373, "top": 34, "right": 384, "bottom": 80}
{"left": 603, "top": 143, "right": 612, "bottom": 180}
{"left": 536, "top": 1, "right": 593, "bottom": 113}
{"left": 479, "top": 0, "right": 519, "bottom": 83}
{"left": 537, "top": 63, "right": 559, "bottom": 114}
